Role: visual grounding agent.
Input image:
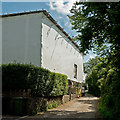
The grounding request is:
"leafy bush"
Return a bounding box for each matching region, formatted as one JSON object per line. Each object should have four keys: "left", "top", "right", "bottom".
{"left": 99, "top": 69, "right": 120, "bottom": 120}
{"left": 40, "top": 100, "right": 47, "bottom": 112}
{"left": 47, "top": 101, "right": 58, "bottom": 109}
{"left": 85, "top": 58, "right": 120, "bottom": 119}
{"left": 52, "top": 101, "right": 58, "bottom": 108}
{"left": 2, "top": 63, "right": 34, "bottom": 90}
{"left": 47, "top": 103, "right": 53, "bottom": 109}
{"left": 50, "top": 73, "right": 68, "bottom": 96}
{"left": 2, "top": 63, "right": 68, "bottom": 97}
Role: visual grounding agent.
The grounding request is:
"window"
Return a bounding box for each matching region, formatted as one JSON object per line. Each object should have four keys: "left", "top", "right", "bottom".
{"left": 74, "top": 64, "right": 77, "bottom": 79}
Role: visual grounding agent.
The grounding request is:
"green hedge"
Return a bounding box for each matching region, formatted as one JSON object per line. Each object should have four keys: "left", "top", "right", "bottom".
{"left": 98, "top": 69, "right": 120, "bottom": 120}
{"left": 2, "top": 63, "right": 68, "bottom": 97}
{"left": 85, "top": 61, "right": 120, "bottom": 119}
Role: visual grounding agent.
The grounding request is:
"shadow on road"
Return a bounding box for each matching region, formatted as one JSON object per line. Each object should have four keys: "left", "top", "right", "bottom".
{"left": 31, "top": 110, "right": 103, "bottom": 119}
{"left": 2, "top": 93, "right": 103, "bottom": 120}
{"left": 2, "top": 111, "right": 103, "bottom": 120}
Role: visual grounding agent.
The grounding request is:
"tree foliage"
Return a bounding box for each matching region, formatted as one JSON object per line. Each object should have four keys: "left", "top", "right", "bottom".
{"left": 69, "top": 2, "right": 120, "bottom": 119}
{"left": 99, "top": 67, "right": 120, "bottom": 119}
{"left": 85, "top": 57, "right": 120, "bottom": 119}
{"left": 69, "top": 2, "right": 120, "bottom": 52}
{"left": 85, "top": 57, "right": 107, "bottom": 96}
{"left": 69, "top": 2, "right": 120, "bottom": 68}
{"left": 84, "top": 56, "right": 100, "bottom": 74}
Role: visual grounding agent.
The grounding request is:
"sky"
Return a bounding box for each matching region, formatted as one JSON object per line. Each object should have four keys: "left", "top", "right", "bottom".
{"left": 1, "top": 1, "right": 96, "bottom": 63}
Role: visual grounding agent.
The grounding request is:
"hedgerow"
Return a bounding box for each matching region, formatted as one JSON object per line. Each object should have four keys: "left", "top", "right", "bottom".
{"left": 85, "top": 59, "right": 120, "bottom": 120}
{"left": 99, "top": 69, "right": 120, "bottom": 120}
{"left": 2, "top": 63, "right": 68, "bottom": 97}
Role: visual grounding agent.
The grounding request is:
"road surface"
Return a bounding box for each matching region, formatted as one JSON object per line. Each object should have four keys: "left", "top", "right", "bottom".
{"left": 2, "top": 93, "right": 102, "bottom": 120}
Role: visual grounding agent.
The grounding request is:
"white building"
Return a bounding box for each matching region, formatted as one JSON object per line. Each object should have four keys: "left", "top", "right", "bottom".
{"left": 2, "top": 10, "right": 84, "bottom": 83}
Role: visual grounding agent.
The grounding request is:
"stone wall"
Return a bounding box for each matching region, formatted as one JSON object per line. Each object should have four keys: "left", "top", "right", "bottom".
{"left": 3, "top": 89, "right": 31, "bottom": 97}
{"left": 2, "top": 89, "right": 79, "bottom": 115}
{"left": 62, "top": 95, "right": 69, "bottom": 103}
{"left": 26, "top": 97, "right": 47, "bottom": 115}
{"left": 47, "top": 96, "right": 62, "bottom": 106}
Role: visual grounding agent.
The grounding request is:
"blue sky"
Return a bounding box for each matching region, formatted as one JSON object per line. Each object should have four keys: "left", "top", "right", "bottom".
{"left": 2, "top": 1, "right": 96, "bottom": 63}
{"left": 2, "top": 2, "right": 77, "bottom": 37}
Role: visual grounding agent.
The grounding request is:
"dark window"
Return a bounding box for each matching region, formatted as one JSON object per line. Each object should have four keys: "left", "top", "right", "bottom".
{"left": 74, "top": 64, "right": 77, "bottom": 79}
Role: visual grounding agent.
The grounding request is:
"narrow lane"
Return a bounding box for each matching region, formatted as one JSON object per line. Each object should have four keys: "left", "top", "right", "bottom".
{"left": 27, "top": 93, "right": 102, "bottom": 119}
{"left": 2, "top": 93, "right": 102, "bottom": 120}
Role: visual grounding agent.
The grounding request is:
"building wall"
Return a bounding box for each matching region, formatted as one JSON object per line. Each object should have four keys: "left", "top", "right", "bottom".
{"left": 2, "top": 13, "right": 42, "bottom": 66}
{"left": 2, "top": 12, "right": 84, "bottom": 83}
{"left": 41, "top": 14, "right": 83, "bottom": 83}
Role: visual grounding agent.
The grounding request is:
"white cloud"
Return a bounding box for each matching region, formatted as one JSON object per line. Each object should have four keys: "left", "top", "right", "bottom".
{"left": 68, "top": 23, "right": 72, "bottom": 28}
{"left": 89, "top": 54, "right": 95, "bottom": 59}
{"left": 48, "top": 2, "right": 56, "bottom": 10}
{"left": 65, "top": 21, "right": 72, "bottom": 28}
{"left": 58, "top": 16, "right": 63, "bottom": 19}
{"left": 65, "top": 21, "right": 69, "bottom": 26}
{"left": 48, "top": 0, "right": 79, "bottom": 15}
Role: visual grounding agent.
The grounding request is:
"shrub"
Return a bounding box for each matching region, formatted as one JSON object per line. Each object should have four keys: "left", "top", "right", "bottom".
{"left": 49, "top": 73, "right": 68, "bottom": 96}
{"left": 52, "top": 101, "right": 58, "bottom": 108}
{"left": 86, "top": 62, "right": 107, "bottom": 97}
{"left": 99, "top": 69, "right": 120, "bottom": 120}
{"left": 40, "top": 100, "right": 47, "bottom": 112}
{"left": 86, "top": 70, "right": 101, "bottom": 97}
{"left": 47, "top": 101, "right": 58, "bottom": 109}
{"left": 85, "top": 57, "right": 120, "bottom": 120}
{"left": 2, "top": 63, "right": 34, "bottom": 90}
{"left": 2, "top": 63, "right": 68, "bottom": 97}
{"left": 47, "top": 103, "right": 53, "bottom": 109}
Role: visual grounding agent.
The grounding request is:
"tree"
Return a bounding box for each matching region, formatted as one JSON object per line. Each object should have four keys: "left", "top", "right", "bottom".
{"left": 85, "top": 56, "right": 120, "bottom": 119}
{"left": 84, "top": 56, "right": 100, "bottom": 74}
{"left": 85, "top": 57, "right": 107, "bottom": 96}
{"left": 69, "top": 2, "right": 120, "bottom": 69}
{"left": 69, "top": 2, "right": 120, "bottom": 119}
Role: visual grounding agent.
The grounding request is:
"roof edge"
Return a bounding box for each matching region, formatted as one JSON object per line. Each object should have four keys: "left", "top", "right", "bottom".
{"left": 1, "top": 10, "right": 80, "bottom": 51}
